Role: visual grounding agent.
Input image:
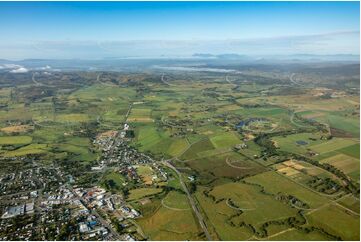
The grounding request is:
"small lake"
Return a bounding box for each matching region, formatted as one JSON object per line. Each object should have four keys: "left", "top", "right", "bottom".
{"left": 296, "top": 140, "right": 308, "bottom": 145}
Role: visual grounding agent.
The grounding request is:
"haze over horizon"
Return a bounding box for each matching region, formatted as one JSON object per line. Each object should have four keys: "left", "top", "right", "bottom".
{"left": 0, "top": 1, "right": 359, "bottom": 60}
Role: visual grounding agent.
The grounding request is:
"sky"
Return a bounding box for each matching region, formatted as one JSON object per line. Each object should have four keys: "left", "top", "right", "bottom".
{"left": 0, "top": 1, "right": 359, "bottom": 59}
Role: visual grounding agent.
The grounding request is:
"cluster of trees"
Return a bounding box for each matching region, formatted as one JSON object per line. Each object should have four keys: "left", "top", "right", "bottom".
{"left": 254, "top": 131, "right": 359, "bottom": 195}
{"left": 202, "top": 188, "right": 216, "bottom": 202}
{"left": 307, "top": 177, "right": 342, "bottom": 194}
{"left": 275, "top": 193, "right": 310, "bottom": 209}
{"left": 103, "top": 179, "right": 119, "bottom": 191}
{"left": 110, "top": 216, "right": 124, "bottom": 234}
{"left": 236, "top": 210, "right": 340, "bottom": 240}
{"left": 225, "top": 211, "right": 243, "bottom": 228}
{"left": 292, "top": 153, "right": 358, "bottom": 195}
{"left": 55, "top": 218, "right": 78, "bottom": 241}
{"left": 227, "top": 198, "right": 240, "bottom": 208}
{"left": 293, "top": 113, "right": 329, "bottom": 133}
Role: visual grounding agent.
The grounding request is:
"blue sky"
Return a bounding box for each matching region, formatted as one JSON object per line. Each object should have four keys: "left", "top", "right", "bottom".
{"left": 0, "top": 1, "right": 359, "bottom": 59}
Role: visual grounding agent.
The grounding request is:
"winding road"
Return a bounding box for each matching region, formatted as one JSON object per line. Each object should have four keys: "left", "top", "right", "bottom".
{"left": 225, "top": 198, "right": 255, "bottom": 211}
{"left": 96, "top": 73, "right": 117, "bottom": 87}
{"left": 289, "top": 73, "right": 301, "bottom": 86}
{"left": 225, "top": 158, "right": 254, "bottom": 170}
{"left": 161, "top": 198, "right": 190, "bottom": 211}
{"left": 289, "top": 111, "right": 308, "bottom": 128}
{"left": 31, "top": 73, "right": 57, "bottom": 88}
{"left": 161, "top": 74, "right": 175, "bottom": 86}
{"left": 225, "top": 75, "right": 233, "bottom": 85}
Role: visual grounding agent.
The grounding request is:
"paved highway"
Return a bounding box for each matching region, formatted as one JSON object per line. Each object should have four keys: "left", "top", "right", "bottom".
{"left": 162, "top": 160, "right": 212, "bottom": 241}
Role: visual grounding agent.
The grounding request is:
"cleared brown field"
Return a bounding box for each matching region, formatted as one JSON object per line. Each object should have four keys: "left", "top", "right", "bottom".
{"left": 127, "top": 117, "right": 154, "bottom": 122}
{"left": 1, "top": 125, "right": 33, "bottom": 133}
{"left": 277, "top": 166, "right": 300, "bottom": 176}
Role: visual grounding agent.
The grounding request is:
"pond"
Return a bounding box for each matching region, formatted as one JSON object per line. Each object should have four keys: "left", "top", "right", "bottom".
{"left": 296, "top": 140, "right": 308, "bottom": 145}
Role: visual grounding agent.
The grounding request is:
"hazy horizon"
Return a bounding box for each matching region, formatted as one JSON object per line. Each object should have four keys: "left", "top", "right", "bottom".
{"left": 0, "top": 1, "right": 359, "bottom": 60}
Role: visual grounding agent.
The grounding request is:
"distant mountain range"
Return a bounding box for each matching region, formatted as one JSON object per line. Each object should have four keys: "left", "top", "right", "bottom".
{"left": 0, "top": 53, "right": 359, "bottom": 73}
{"left": 192, "top": 53, "right": 360, "bottom": 62}
{"left": 192, "top": 53, "right": 251, "bottom": 60}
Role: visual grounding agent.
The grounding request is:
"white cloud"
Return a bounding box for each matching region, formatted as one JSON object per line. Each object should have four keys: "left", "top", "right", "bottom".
{"left": 0, "top": 63, "right": 29, "bottom": 73}
{"left": 3, "top": 64, "right": 23, "bottom": 69}
{"left": 36, "top": 65, "right": 52, "bottom": 70}
{"left": 10, "top": 67, "right": 28, "bottom": 73}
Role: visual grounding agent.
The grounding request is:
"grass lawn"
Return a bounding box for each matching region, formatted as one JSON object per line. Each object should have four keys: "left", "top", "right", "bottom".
{"left": 195, "top": 186, "right": 257, "bottom": 240}
{"left": 133, "top": 124, "right": 171, "bottom": 155}
{"left": 187, "top": 151, "right": 265, "bottom": 178}
{"left": 136, "top": 165, "right": 155, "bottom": 185}
{"left": 245, "top": 171, "right": 330, "bottom": 208}
{"left": 136, "top": 125, "right": 162, "bottom": 151}
{"left": 268, "top": 229, "right": 331, "bottom": 240}
{"left": 210, "top": 132, "right": 240, "bottom": 149}
{"left": 337, "top": 195, "right": 360, "bottom": 214}
{"left": 272, "top": 133, "right": 322, "bottom": 155}
{"left": 162, "top": 191, "right": 190, "bottom": 210}
{"left": 306, "top": 204, "right": 360, "bottom": 241}
{"left": 210, "top": 182, "right": 298, "bottom": 227}
{"left": 180, "top": 138, "right": 215, "bottom": 160}
{"left": 31, "top": 127, "right": 69, "bottom": 143}
{"left": 128, "top": 108, "right": 153, "bottom": 122}
{"left": 127, "top": 188, "right": 163, "bottom": 201}
{"left": 328, "top": 114, "right": 359, "bottom": 137}
{"left": 167, "top": 138, "right": 189, "bottom": 157}
{"left": 102, "top": 109, "right": 125, "bottom": 122}
{"left": 3, "top": 143, "right": 48, "bottom": 157}
{"left": 0, "top": 136, "right": 32, "bottom": 145}
{"left": 237, "top": 107, "right": 288, "bottom": 117}
{"left": 69, "top": 84, "right": 136, "bottom": 101}
{"left": 310, "top": 138, "right": 357, "bottom": 154}
{"left": 56, "top": 113, "right": 90, "bottom": 122}
{"left": 337, "top": 143, "right": 360, "bottom": 159}
{"left": 320, "top": 154, "right": 359, "bottom": 181}
{"left": 137, "top": 204, "right": 201, "bottom": 240}
{"left": 101, "top": 171, "right": 126, "bottom": 190}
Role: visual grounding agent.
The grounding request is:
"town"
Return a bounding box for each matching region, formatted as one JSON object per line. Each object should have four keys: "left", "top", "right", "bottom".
{"left": 0, "top": 122, "right": 173, "bottom": 241}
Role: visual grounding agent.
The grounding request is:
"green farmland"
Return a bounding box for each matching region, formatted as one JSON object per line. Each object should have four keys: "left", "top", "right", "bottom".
{"left": 0, "top": 62, "right": 359, "bottom": 241}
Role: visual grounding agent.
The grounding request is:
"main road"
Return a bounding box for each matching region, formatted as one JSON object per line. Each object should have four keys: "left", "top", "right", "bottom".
{"left": 66, "top": 183, "right": 122, "bottom": 240}
{"left": 162, "top": 159, "right": 213, "bottom": 241}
